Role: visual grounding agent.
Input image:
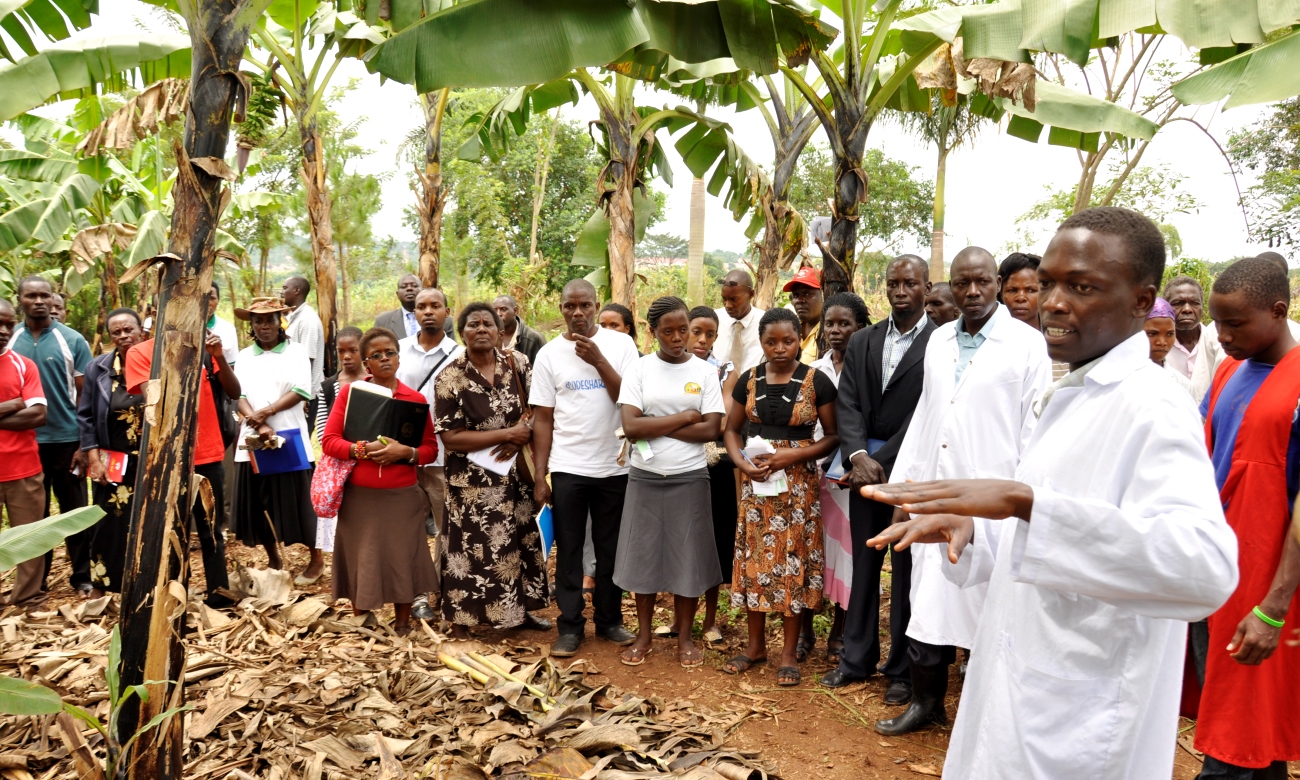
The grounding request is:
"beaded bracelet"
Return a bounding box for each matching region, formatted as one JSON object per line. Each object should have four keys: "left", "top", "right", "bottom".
{"left": 1253, "top": 606, "right": 1285, "bottom": 628}
{"left": 353, "top": 440, "right": 369, "bottom": 461}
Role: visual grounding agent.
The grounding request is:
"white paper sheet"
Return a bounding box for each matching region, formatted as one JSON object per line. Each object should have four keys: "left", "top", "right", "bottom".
{"left": 316, "top": 515, "right": 337, "bottom": 553}
{"left": 743, "top": 436, "right": 789, "bottom": 495}
{"left": 468, "top": 447, "right": 517, "bottom": 476}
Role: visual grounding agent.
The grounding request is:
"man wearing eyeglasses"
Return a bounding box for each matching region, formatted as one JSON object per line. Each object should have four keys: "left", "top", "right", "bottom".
{"left": 713, "top": 270, "right": 765, "bottom": 374}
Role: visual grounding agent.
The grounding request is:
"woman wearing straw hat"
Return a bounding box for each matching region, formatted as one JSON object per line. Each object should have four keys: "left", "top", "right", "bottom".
{"left": 232, "top": 297, "right": 319, "bottom": 576}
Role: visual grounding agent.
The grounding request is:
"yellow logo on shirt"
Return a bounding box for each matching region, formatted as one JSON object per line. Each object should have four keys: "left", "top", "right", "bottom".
{"left": 684, "top": 382, "right": 702, "bottom": 395}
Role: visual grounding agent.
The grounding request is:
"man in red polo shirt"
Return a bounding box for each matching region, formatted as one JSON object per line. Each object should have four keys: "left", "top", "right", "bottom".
{"left": 126, "top": 330, "right": 240, "bottom": 606}
{"left": 0, "top": 298, "right": 50, "bottom": 607}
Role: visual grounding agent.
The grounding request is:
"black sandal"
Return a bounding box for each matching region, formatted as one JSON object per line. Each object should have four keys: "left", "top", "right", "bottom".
{"left": 795, "top": 632, "right": 816, "bottom": 663}
{"left": 723, "top": 654, "right": 767, "bottom": 675}
{"left": 777, "top": 666, "right": 801, "bottom": 687}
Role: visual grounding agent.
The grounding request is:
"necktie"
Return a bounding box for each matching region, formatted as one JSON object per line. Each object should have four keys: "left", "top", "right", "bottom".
{"left": 729, "top": 320, "right": 745, "bottom": 368}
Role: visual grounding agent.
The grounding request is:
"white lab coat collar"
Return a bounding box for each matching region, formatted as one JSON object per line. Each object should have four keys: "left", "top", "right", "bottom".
{"left": 1082, "top": 330, "right": 1155, "bottom": 387}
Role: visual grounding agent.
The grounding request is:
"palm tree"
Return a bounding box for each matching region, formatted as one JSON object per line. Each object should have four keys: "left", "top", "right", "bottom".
{"left": 892, "top": 94, "right": 987, "bottom": 282}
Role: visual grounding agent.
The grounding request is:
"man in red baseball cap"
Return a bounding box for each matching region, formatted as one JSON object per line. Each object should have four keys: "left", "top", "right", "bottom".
{"left": 784, "top": 266, "right": 824, "bottom": 363}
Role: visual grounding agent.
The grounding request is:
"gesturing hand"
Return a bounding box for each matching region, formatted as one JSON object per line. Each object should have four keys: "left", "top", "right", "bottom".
{"left": 866, "top": 513, "right": 974, "bottom": 564}
{"left": 204, "top": 333, "right": 224, "bottom": 358}
{"left": 860, "top": 479, "right": 1035, "bottom": 522}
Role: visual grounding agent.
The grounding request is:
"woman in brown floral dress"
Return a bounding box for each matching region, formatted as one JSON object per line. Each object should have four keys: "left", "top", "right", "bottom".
{"left": 722, "top": 308, "right": 839, "bottom": 687}
{"left": 435, "top": 302, "right": 548, "bottom": 639}
{"left": 77, "top": 308, "right": 146, "bottom": 598}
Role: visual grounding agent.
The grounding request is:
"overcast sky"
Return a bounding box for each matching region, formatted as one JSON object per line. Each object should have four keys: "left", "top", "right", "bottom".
{"left": 52, "top": 0, "right": 1280, "bottom": 269}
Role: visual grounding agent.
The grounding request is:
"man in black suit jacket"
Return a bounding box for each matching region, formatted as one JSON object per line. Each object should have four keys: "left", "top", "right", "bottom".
{"left": 821, "top": 255, "right": 934, "bottom": 701}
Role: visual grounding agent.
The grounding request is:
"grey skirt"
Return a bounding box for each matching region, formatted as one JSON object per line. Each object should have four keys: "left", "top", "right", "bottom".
{"left": 613, "top": 467, "right": 723, "bottom": 598}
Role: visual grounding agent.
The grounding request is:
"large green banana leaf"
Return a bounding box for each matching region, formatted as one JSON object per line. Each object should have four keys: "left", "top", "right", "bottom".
{"left": 0, "top": 34, "right": 191, "bottom": 123}
{"left": 1172, "top": 29, "right": 1300, "bottom": 109}
{"left": 363, "top": 0, "right": 837, "bottom": 92}
{"left": 0, "top": 171, "right": 98, "bottom": 251}
{"left": 0, "top": 0, "right": 98, "bottom": 62}
{"left": 0, "top": 505, "right": 104, "bottom": 570}
{"left": 0, "top": 675, "right": 62, "bottom": 716}
{"left": 0, "top": 148, "right": 79, "bottom": 181}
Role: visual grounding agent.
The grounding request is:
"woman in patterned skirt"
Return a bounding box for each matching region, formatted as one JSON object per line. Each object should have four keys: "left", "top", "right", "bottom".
{"left": 722, "top": 308, "right": 839, "bottom": 686}
{"left": 435, "top": 302, "right": 548, "bottom": 639}
{"left": 79, "top": 308, "right": 145, "bottom": 599}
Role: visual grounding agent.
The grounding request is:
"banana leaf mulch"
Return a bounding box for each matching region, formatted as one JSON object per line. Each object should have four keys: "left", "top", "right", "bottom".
{"left": 0, "top": 573, "right": 781, "bottom": 780}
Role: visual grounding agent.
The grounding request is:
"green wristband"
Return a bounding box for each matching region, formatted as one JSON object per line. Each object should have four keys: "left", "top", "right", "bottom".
{"left": 1253, "top": 606, "right": 1285, "bottom": 628}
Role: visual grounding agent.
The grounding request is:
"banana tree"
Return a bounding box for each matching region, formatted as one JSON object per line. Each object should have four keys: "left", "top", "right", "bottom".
{"left": 111, "top": 0, "right": 277, "bottom": 776}
{"left": 365, "top": 0, "right": 839, "bottom": 310}
{"left": 240, "top": 0, "right": 384, "bottom": 373}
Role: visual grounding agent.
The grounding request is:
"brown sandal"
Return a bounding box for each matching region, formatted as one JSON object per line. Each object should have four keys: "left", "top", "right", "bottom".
{"left": 621, "top": 646, "right": 653, "bottom": 666}
{"left": 723, "top": 654, "right": 767, "bottom": 675}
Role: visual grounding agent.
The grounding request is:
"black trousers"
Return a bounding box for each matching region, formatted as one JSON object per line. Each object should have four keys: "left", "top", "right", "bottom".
{"left": 192, "top": 462, "right": 231, "bottom": 594}
{"left": 552, "top": 472, "right": 627, "bottom": 635}
{"left": 708, "top": 459, "right": 737, "bottom": 583}
{"left": 908, "top": 637, "right": 957, "bottom": 667}
{"left": 39, "top": 441, "right": 90, "bottom": 589}
{"left": 1196, "top": 756, "right": 1289, "bottom": 780}
{"left": 838, "top": 493, "right": 912, "bottom": 681}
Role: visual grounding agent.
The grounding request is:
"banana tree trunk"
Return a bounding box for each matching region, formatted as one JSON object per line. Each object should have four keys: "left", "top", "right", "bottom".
{"left": 529, "top": 115, "right": 559, "bottom": 266}
{"left": 823, "top": 144, "right": 866, "bottom": 299}
{"left": 299, "top": 121, "right": 339, "bottom": 374}
{"left": 339, "top": 243, "right": 350, "bottom": 324}
{"left": 417, "top": 89, "right": 448, "bottom": 288}
{"left": 94, "top": 250, "right": 121, "bottom": 352}
{"left": 687, "top": 177, "right": 705, "bottom": 306}
{"left": 930, "top": 143, "right": 948, "bottom": 283}
{"left": 606, "top": 158, "right": 637, "bottom": 312}
{"left": 115, "top": 0, "right": 264, "bottom": 775}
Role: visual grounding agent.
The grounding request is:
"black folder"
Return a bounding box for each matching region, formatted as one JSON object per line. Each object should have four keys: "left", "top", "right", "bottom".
{"left": 343, "top": 389, "right": 429, "bottom": 448}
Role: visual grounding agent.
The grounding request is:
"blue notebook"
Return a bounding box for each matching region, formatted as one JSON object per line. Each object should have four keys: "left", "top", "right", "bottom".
{"left": 249, "top": 428, "right": 311, "bottom": 475}
{"left": 535, "top": 505, "right": 555, "bottom": 561}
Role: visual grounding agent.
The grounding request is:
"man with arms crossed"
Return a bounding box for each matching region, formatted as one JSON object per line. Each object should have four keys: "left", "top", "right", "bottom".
{"left": 865, "top": 207, "right": 1238, "bottom": 779}
{"left": 531, "top": 279, "right": 640, "bottom": 656}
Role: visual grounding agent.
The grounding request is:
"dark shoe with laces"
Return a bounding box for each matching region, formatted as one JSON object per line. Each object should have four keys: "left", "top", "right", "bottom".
{"left": 551, "top": 633, "right": 582, "bottom": 657}
{"left": 884, "top": 679, "right": 913, "bottom": 706}
{"left": 819, "top": 668, "right": 868, "bottom": 688}
{"left": 596, "top": 625, "right": 637, "bottom": 646}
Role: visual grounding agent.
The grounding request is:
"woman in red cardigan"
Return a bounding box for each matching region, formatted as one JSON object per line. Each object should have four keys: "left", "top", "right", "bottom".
{"left": 321, "top": 326, "right": 439, "bottom": 636}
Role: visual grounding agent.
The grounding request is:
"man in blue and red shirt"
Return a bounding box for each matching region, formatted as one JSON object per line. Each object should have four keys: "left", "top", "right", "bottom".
{"left": 0, "top": 298, "right": 50, "bottom": 607}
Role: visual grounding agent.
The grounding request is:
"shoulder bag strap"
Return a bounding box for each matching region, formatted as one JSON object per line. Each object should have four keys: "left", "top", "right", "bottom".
{"left": 417, "top": 346, "right": 458, "bottom": 392}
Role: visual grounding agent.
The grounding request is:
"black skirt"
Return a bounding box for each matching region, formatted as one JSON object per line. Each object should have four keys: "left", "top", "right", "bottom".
{"left": 232, "top": 462, "right": 317, "bottom": 549}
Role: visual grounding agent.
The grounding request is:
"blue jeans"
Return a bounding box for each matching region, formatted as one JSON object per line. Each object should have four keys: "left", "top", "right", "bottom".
{"left": 1196, "top": 756, "right": 1289, "bottom": 780}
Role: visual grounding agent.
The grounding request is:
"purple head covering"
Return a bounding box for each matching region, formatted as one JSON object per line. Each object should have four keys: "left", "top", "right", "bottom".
{"left": 1148, "top": 297, "right": 1176, "bottom": 320}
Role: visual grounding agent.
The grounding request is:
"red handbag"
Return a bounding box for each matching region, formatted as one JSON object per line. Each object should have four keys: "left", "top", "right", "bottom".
{"left": 310, "top": 453, "right": 355, "bottom": 518}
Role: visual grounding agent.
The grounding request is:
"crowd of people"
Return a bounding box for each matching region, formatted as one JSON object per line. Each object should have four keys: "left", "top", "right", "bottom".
{"left": 1, "top": 205, "right": 1298, "bottom": 779}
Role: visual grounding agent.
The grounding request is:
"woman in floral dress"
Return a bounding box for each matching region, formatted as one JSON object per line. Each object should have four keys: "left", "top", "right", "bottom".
{"left": 78, "top": 308, "right": 146, "bottom": 598}
{"left": 722, "top": 308, "right": 839, "bottom": 686}
{"left": 435, "top": 302, "right": 547, "bottom": 639}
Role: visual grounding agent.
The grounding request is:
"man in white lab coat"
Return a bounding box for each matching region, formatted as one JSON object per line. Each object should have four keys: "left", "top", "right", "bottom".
{"left": 875, "top": 247, "right": 1051, "bottom": 736}
{"left": 864, "top": 206, "right": 1239, "bottom": 780}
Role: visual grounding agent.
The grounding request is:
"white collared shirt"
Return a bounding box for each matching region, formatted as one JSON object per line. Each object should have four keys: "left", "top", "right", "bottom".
{"left": 713, "top": 305, "right": 765, "bottom": 374}
{"left": 882, "top": 313, "right": 929, "bottom": 389}
{"left": 396, "top": 333, "right": 462, "bottom": 468}
{"left": 284, "top": 303, "right": 325, "bottom": 398}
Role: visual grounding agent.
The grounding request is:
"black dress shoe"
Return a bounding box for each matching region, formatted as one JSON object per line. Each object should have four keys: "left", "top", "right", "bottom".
{"left": 876, "top": 663, "right": 949, "bottom": 736}
{"left": 596, "top": 625, "right": 637, "bottom": 645}
{"left": 884, "top": 680, "right": 913, "bottom": 705}
{"left": 819, "top": 668, "right": 867, "bottom": 688}
{"left": 521, "top": 613, "right": 553, "bottom": 631}
{"left": 551, "top": 633, "right": 582, "bottom": 657}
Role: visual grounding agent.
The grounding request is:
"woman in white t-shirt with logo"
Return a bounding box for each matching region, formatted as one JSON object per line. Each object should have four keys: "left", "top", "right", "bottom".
{"left": 613, "top": 296, "right": 726, "bottom": 668}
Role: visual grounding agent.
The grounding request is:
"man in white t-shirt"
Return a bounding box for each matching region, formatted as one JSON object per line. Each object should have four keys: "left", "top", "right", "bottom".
{"left": 713, "top": 270, "right": 765, "bottom": 374}
{"left": 395, "top": 288, "right": 462, "bottom": 623}
{"left": 531, "top": 279, "right": 641, "bottom": 657}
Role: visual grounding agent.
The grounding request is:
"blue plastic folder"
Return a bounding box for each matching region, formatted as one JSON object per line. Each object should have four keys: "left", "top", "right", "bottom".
{"left": 249, "top": 428, "right": 311, "bottom": 475}
{"left": 536, "top": 505, "right": 555, "bottom": 561}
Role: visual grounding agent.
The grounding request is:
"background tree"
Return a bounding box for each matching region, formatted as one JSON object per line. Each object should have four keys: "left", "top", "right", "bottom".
{"left": 1228, "top": 97, "right": 1300, "bottom": 252}
{"left": 892, "top": 92, "right": 987, "bottom": 281}
{"left": 788, "top": 144, "right": 933, "bottom": 267}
